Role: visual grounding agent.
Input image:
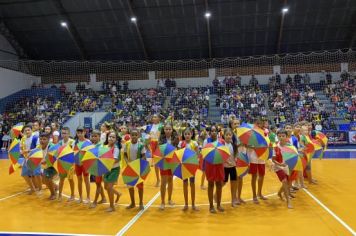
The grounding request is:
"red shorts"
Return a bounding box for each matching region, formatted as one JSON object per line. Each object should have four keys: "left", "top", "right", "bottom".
{"left": 95, "top": 176, "right": 103, "bottom": 184}
{"left": 160, "top": 169, "right": 173, "bottom": 176}
{"left": 136, "top": 182, "right": 144, "bottom": 189}
{"left": 276, "top": 170, "right": 288, "bottom": 182}
{"left": 249, "top": 163, "right": 265, "bottom": 176}
{"left": 75, "top": 165, "right": 89, "bottom": 177}
{"left": 205, "top": 162, "right": 224, "bottom": 182}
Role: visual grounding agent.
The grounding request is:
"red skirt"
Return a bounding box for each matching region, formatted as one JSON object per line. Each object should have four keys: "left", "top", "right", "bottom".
{"left": 205, "top": 162, "right": 224, "bottom": 182}
{"left": 160, "top": 169, "right": 173, "bottom": 176}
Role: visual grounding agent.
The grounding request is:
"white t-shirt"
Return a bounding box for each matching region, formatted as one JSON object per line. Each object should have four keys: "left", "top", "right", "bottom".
{"left": 123, "top": 142, "right": 146, "bottom": 162}
{"left": 112, "top": 146, "right": 120, "bottom": 168}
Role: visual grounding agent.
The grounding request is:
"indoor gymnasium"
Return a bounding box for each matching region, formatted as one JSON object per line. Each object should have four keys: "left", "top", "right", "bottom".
{"left": 0, "top": 0, "right": 356, "bottom": 236}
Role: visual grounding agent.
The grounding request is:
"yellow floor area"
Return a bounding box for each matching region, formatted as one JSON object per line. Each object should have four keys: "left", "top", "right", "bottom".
{"left": 0, "top": 159, "right": 355, "bottom": 236}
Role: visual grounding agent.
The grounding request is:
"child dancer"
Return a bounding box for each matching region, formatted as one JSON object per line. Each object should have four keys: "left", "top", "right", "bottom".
{"left": 272, "top": 129, "right": 293, "bottom": 209}
{"left": 178, "top": 128, "right": 199, "bottom": 211}
{"left": 159, "top": 123, "right": 179, "bottom": 210}
{"left": 123, "top": 129, "right": 146, "bottom": 210}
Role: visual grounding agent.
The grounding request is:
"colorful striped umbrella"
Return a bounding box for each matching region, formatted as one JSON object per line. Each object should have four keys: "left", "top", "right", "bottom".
{"left": 301, "top": 135, "right": 315, "bottom": 162}
{"left": 294, "top": 152, "right": 308, "bottom": 172}
{"left": 46, "top": 143, "right": 60, "bottom": 167}
{"left": 280, "top": 144, "right": 299, "bottom": 171}
{"left": 8, "top": 138, "right": 22, "bottom": 165}
{"left": 201, "top": 141, "right": 230, "bottom": 164}
{"left": 27, "top": 148, "right": 43, "bottom": 171}
{"left": 9, "top": 163, "right": 21, "bottom": 175}
{"left": 11, "top": 123, "right": 24, "bottom": 138}
{"left": 82, "top": 146, "right": 115, "bottom": 176}
{"left": 312, "top": 141, "right": 324, "bottom": 159}
{"left": 172, "top": 148, "right": 199, "bottom": 180}
{"left": 122, "top": 158, "right": 151, "bottom": 186}
{"left": 57, "top": 145, "right": 75, "bottom": 174}
{"left": 73, "top": 140, "right": 92, "bottom": 165}
{"left": 153, "top": 143, "right": 176, "bottom": 170}
{"left": 315, "top": 131, "right": 328, "bottom": 148}
{"left": 236, "top": 151, "right": 249, "bottom": 177}
{"left": 235, "top": 127, "right": 269, "bottom": 148}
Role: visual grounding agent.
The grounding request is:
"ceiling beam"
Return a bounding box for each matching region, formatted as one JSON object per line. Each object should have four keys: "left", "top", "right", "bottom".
{"left": 276, "top": 0, "right": 288, "bottom": 53}
{"left": 127, "top": 0, "right": 149, "bottom": 59}
{"left": 51, "top": 0, "right": 88, "bottom": 60}
{"left": 348, "top": 11, "right": 356, "bottom": 48}
{"left": 0, "top": 20, "right": 29, "bottom": 58}
{"left": 205, "top": 0, "right": 212, "bottom": 58}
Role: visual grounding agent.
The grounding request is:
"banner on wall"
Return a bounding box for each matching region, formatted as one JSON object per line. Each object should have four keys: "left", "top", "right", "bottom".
{"left": 349, "top": 131, "right": 356, "bottom": 144}
{"left": 323, "top": 130, "right": 348, "bottom": 145}
{"left": 350, "top": 122, "right": 356, "bottom": 131}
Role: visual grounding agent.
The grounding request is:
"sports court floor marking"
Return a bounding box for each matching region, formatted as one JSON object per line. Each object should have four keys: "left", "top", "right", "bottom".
{"left": 0, "top": 231, "right": 109, "bottom": 236}
{"left": 303, "top": 188, "right": 356, "bottom": 236}
{"left": 116, "top": 191, "right": 161, "bottom": 236}
{"left": 0, "top": 190, "right": 28, "bottom": 202}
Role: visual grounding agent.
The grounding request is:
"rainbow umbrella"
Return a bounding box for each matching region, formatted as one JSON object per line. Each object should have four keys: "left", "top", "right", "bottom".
{"left": 11, "top": 123, "right": 24, "bottom": 138}
{"left": 312, "top": 141, "right": 324, "bottom": 159}
{"left": 294, "top": 153, "right": 308, "bottom": 172}
{"left": 46, "top": 144, "right": 60, "bottom": 167}
{"left": 82, "top": 146, "right": 115, "bottom": 176}
{"left": 172, "top": 148, "right": 199, "bottom": 180}
{"left": 27, "top": 148, "right": 43, "bottom": 171}
{"left": 280, "top": 144, "right": 299, "bottom": 171}
{"left": 73, "top": 140, "right": 92, "bottom": 165}
{"left": 122, "top": 158, "right": 151, "bottom": 186}
{"left": 57, "top": 145, "right": 75, "bottom": 174}
{"left": 201, "top": 141, "right": 230, "bottom": 164}
{"left": 254, "top": 146, "right": 272, "bottom": 161}
{"left": 301, "top": 135, "right": 315, "bottom": 162}
{"left": 9, "top": 163, "right": 21, "bottom": 175}
{"left": 236, "top": 152, "right": 249, "bottom": 177}
{"left": 315, "top": 131, "right": 328, "bottom": 148}
{"left": 153, "top": 143, "right": 176, "bottom": 170}
{"left": 235, "top": 127, "right": 269, "bottom": 148}
{"left": 8, "top": 138, "right": 22, "bottom": 165}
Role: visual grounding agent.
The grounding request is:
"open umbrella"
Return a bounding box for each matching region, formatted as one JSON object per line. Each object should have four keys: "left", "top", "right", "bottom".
{"left": 82, "top": 146, "right": 115, "bottom": 176}
{"left": 73, "top": 140, "right": 92, "bottom": 165}
{"left": 236, "top": 151, "right": 249, "bottom": 177}
{"left": 27, "top": 148, "right": 43, "bottom": 171}
{"left": 315, "top": 131, "right": 328, "bottom": 148}
{"left": 122, "top": 158, "right": 151, "bottom": 186}
{"left": 294, "top": 152, "right": 308, "bottom": 172}
{"left": 172, "top": 148, "right": 199, "bottom": 180}
{"left": 312, "top": 141, "right": 324, "bottom": 159}
{"left": 280, "top": 144, "right": 299, "bottom": 171}
{"left": 152, "top": 143, "right": 176, "bottom": 170}
{"left": 46, "top": 143, "right": 60, "bottom": 167}
{"left": 201, "top": 141, "right": 230, "bottom": 164}
{"left": 57, "top": 145, "right": 75, "bottom": 174}
{"left": 235, "top": 127, "right": 269, "bottom": 148}
{"left": 11, "top": 123, "right": 24, "bottom": 138}
{"left": 8, "top": 138, "right": 22, "bottom": 165}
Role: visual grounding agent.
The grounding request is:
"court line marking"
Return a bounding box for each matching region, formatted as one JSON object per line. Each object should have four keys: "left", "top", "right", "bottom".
{"left": 303, "top": 188, "right": 356, "bottom": 236}
{"left": 116, "top": 191, "right": 161, "bottom": 236}
{"left": 0, "top": 231, "right": 109, "bottom": 236}
{"left": 0, "top": 190, "right": 28, "bottom": 202}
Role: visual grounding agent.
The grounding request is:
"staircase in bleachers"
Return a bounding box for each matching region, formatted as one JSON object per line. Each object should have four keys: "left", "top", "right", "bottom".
{"left": 208, "top": 94, "right": 221, "bottom": 123}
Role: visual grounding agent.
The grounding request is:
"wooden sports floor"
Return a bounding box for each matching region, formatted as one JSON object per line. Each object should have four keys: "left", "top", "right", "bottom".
{"left": 0, "top": 158, "right": 355, "bottom": 236}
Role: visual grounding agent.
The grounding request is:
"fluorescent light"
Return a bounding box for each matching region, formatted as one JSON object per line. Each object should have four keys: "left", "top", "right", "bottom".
{"left": 130, "top": 17, "right": 137, "bottom": 22}
{"left": 204, "top": 12, "right": 211, "bottom": 18}
{"left": 60, "top": 21, "right": 67, "bottom": 27}
{"left": 282, "top": 8, "right": 289, "bottom": 13}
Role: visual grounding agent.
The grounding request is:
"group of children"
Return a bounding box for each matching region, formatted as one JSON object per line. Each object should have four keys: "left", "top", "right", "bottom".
{"left": 15, "top": 114, "right": 322, "bottom": 213}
